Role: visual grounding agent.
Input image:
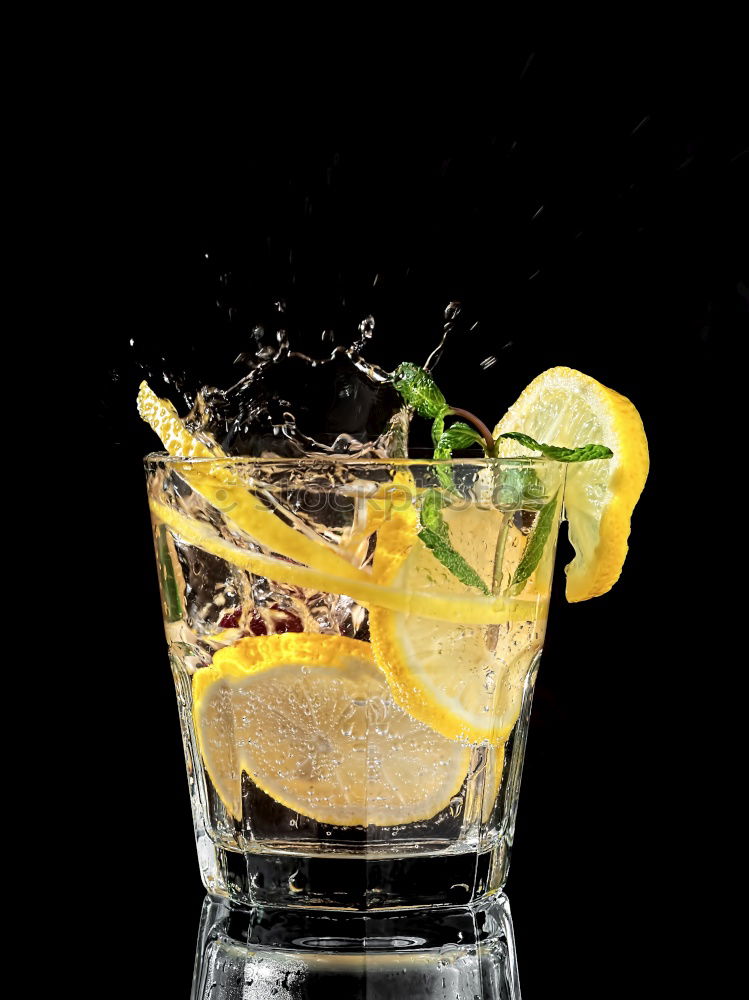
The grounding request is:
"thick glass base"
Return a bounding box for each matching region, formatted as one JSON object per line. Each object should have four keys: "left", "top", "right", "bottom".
{"left": 192, "top": 892, "right": 521, "bottom": 999}
{"left": 197, "top": 835, "right": 510, "bottom": 909}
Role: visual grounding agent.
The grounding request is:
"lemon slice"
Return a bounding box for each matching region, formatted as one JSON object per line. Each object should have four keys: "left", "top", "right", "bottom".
{"left": 192, "top": 633, "right": 470, "bottom": 826}
{"left": 369, "top": 501, "right": 545, "bottom": 744}
{"left": 493, "top": 367, "right": 649, "bottom": 601}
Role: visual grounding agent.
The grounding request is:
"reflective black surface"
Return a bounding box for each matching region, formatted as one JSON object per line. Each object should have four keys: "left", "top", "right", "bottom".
{"left": 191, "top": 894, "right": 521, "bottom": 999}
{"left": 77, "top": 49, "right": 740, "bottom": 998}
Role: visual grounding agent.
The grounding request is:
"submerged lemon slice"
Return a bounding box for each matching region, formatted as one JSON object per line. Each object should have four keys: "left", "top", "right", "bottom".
{"left": 493, "top": 367, "right": 649, "bottom": 601}
{"left": 370, "top": 501, "right": 546, "bottom": 744}
{"left": 192, "top": 633, "right": 471, "bottom": 826}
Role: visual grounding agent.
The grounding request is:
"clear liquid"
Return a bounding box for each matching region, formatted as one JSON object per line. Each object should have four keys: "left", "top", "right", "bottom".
{"left": 183, "top": 317, "right": 409, "bottom": 460}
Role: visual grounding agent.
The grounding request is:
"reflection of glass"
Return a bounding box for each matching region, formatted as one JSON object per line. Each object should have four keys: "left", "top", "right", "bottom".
{"left": 192, "top": 893, "right": 521, "bottom": 999}
{"left": 147, "top": 456, "right": 563, "bottom": 909}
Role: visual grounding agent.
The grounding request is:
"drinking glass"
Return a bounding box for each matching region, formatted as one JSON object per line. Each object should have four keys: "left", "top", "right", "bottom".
{"left": 145, "top": 455, "right": 564, "bottom": 910}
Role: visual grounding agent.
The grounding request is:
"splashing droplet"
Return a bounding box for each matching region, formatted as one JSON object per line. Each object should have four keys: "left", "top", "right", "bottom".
{"left": 424, "top": 301, "right": 463, "bottom": 371}
{"left": 358, "top": 315, "right": 375, "bottom": 339}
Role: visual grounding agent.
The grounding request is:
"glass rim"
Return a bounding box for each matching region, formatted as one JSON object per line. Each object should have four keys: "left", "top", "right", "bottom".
{"left": 143, "top": 450, "right": 558, "bottom": 469}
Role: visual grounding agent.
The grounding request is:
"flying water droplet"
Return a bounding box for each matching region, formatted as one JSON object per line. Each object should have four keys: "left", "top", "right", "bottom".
{"left": 424, "top": 301, "right": 462, "bottom": 371}
{"left": 444, "top": 301, "right": 462, "bottom": 323}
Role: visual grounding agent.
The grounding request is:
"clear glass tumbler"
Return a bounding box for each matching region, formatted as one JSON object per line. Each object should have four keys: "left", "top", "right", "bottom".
{"left": 145, "top": 455, "right": 564, "bottom": 910}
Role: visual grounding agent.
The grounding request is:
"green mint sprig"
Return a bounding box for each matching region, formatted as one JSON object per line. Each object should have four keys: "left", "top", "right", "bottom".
{"left": 420, "top": 488, "right": 448, "bottom": 533}
{"left": 436, "top": 422, "right": 487, "bottom": 452}
{"left": 496, "top": 432, "right": 613, "bottom": 463}
{"left": 393, "top": 361, "right": 491, "bottom": 492}
{"left": 392, "top": 362, "right": 612, "bottom": 466}
{"left": 433, "top": 423, "right": 487, "bottom": 492}
{"left": 391, "top": 361, "right": 612, "bottom": 595}
{"left": 430, "top": 413, "right": 453, "bottom": 491}
{"left": 392, "top": 363, "right": 491, "bottom": 591}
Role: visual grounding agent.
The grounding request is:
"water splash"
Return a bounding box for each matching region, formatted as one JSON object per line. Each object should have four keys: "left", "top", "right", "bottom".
{"left": 423, "top": 301, "right": 463, "bottom": 372}
{"left": 185, "top": 316, "right": 407, "bottom": 459}
{"left": 149, "top": 299, "right": 502, "bottom": 461}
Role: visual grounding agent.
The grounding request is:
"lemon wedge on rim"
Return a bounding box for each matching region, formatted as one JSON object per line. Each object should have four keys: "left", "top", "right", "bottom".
{"left": 493, "top": 366, "right": 649, "bottom": 601}
{"left": 192, "top": 633, "right": 470, "bottom": 826}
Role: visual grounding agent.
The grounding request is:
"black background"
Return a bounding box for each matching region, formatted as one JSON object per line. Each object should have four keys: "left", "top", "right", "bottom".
{"left": 80, "top": 49, "right": 744, "bottom": 998}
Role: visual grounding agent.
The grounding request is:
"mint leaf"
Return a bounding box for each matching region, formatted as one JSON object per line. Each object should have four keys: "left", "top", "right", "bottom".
{"left": 432, "top": 421, "right": 486, "bottom": 493}
{"left": 389, "top": 362, "right": 574, "bottom": 595}
{"left": 510, "top": 490, "right": 559, "bottom": 592}
{"left": 436, "top": 422, "right": 486, "bottom": 452}
{"left": 495, "top": 465, "right": 547, "bottom": 511}
{"left": 392, "top": 362, "right": 448, "bottom": 419}
{"left": 431, "top": 412, "right": 445, "bottom": 449}
{"left": 497, "top": 432, "right": 613, "bottom": 463}
{"left": 429, "top": 414, "right": 458, "bottom": 492}
{"left": 434, "top": 463, "right": 455, "bottom": 493}
{"left": 418, "top": 490, "right": 489, "bottom": 594}
{"left": 433, "top": 449, "right": 456, "bottom": 494}
{"left": 420, "top": 489, "right": 449, "bottom": 536}
{"left": 419, "top": 526, "right": 491, "bottom": 595}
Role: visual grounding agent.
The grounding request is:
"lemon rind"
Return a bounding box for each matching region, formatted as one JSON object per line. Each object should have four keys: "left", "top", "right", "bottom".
{"left": 493, "top": 366, "right": 649, "bottom": 602}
